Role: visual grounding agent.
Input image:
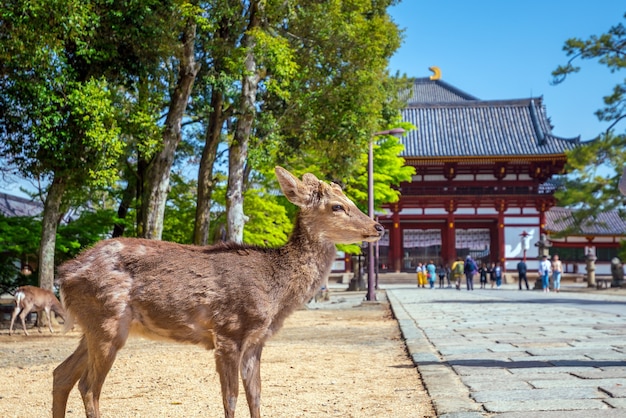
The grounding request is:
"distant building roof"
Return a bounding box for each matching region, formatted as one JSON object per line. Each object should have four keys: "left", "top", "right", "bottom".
{"left": 405, "top": 77, "right": 479, "bottom": 103}
{"left": 546, "top": 207, "right": 626, "bottom": 236}
{"left": 400, "top": 78, "right": 580, "bottom": 159}
{"left": 0, "top": 192, "right": 43, "bottom": 217}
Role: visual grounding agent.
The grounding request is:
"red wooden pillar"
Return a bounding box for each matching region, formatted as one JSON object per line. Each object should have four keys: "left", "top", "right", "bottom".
{"left": 445, "top": 199, "right": 457, "bottom": 264}
{"left": 391, "top": 206, "right": 402, "bottom": 272}
{"left": 496, "top": 199, "right": 507, "bottom": 267}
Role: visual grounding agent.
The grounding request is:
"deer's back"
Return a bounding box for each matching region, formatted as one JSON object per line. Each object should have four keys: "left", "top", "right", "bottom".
{"left": 58, "top": 238, "right": 300, "bottom": 345}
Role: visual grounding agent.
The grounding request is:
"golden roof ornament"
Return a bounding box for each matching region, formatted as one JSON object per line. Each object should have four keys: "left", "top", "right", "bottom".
{"left": 429, "top": 66, "right": 441, "bottom": 80}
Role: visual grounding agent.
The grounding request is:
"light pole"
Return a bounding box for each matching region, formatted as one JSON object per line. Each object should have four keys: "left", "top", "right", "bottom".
{"left": 520, "top": 230, "right": 530, "bottom": 263}
{"left": 367, "top": 128, "right": 405, "bottom": 301}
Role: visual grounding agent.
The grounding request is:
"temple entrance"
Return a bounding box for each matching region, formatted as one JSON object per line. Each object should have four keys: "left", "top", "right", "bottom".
{"left": 455, "top": 228, "right": 490, "bottom": 265}
{"left": 401, "top": 229, "right": 442, "bottom": 271}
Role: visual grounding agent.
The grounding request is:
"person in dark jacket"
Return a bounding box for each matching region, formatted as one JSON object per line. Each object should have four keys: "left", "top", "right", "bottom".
{"left": 478, "top": 262, "right": 489, "bottom": 289}
{"left": 517, "top": 260, "right": 529, "bottom": 290}
{"left": 464, "top": 255, "right": 477, "bottom": 291}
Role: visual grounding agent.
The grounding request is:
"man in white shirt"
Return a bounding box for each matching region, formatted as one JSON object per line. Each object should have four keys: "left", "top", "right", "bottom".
{"left": 539, "top": 255, "right": 552, "bottom": 292}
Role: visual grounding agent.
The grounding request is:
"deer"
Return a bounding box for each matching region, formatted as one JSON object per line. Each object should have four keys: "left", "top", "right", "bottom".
{"left": 52, "top": 166, "right": 384, "bottom": 418}
{"left": 9, "top": 285, "right": 66, "bottom": 336}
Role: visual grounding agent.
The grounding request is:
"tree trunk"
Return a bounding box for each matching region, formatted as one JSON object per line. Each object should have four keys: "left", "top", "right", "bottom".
{"left": 226, "top": 1, "right": 261, "bottom": 243}
{"left": 38, "top": 176, "right": 66, "bottom": 291}
{"left": 112, "top": 177, "right": 136, "bottom": 238}
{"left": 141, "top": 19, "right": 200, "bottom": 240}
{"left": 193, "top": 91, "right": 224, "bottom": 245}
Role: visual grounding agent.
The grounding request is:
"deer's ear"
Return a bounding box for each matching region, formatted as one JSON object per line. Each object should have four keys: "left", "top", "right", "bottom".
{"left": 275, "top": 166, "right": 312, "bottom": 207}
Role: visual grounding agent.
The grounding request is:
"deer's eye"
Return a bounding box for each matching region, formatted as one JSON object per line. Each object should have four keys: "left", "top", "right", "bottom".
{"left": 332, "top": 204, "right": 345, "bottom": 212}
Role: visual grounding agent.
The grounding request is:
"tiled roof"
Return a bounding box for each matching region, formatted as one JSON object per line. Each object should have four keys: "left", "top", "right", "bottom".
{"left": 0, "top": 192, "right": 43, "bottom": 217}
{"left": 400, "top": 79, "right": 579, "bottom": 158}
{"left": 546, "top": 207, "right": 626, "bottom": 236}
{"left": 405, "top": 77, "right": 479, "bottom": 104}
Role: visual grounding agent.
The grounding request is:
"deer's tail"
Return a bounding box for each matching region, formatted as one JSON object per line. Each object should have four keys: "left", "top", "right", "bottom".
{"left": 14, "top": 290, "right": 25, "bottom": 307}
{"left": 59, "top": 288, "right": 75, "bottom": 334}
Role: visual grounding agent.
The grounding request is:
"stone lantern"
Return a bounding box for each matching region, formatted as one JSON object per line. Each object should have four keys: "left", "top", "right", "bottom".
{"left": 586, "top": 250, "right": 597, "bottom": 288}
{"left": 611, "top": 257, "right": 624, "bottom": 288}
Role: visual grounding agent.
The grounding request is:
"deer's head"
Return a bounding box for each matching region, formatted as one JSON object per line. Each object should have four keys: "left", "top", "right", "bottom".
{"left": 275, "top": 166, "right": 384, "bottom": 244}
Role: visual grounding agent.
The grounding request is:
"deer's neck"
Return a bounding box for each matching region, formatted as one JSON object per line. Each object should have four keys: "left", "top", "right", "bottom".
{"left": 280, "top": 214, "right": 336, "bottom": 302}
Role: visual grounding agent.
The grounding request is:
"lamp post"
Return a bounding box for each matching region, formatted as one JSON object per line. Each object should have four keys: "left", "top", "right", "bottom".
{"left": 367, "top": 128, "right": 405, "bottom": 301}
{"left": 520, "top": 230, "right": 530, "bottom": 263}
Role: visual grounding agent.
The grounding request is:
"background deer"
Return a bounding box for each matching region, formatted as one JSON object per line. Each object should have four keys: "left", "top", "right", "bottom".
{"left": 53, "top": 166, "right": 384, "bottom": 418}
{"left": 9, "top": 285, "right": 66, "bottom": 336}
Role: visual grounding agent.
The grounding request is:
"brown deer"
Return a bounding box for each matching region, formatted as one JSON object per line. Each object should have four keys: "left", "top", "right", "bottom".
{"left": 9, "top": 285, "right": 66, "bottom": 336}
{"left": 52, "top": 166, "right": 384, "bottom": 418}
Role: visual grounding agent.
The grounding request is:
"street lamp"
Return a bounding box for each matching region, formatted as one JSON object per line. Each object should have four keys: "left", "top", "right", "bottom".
{"left": 520, "top": 230, "right": 530, "bottom": 263}
{"left": 367, "top": 128, "right": 405, "bottom": 301}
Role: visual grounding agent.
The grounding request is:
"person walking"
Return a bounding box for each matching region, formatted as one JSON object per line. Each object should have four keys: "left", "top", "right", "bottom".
{"left": 517, "top": 259, "right": 529, "bottom": 290}
{"left": 493, "top": 262, "right": 503, "bottom": 289}
{"left": 451, "top": 257, "right": 464, "bottom": 290}
{"left": 416, "top": 262, "right": 426, "bottom": 288}
{"left": 488, "top": 262, "right": 496, "bottom": 288}
{"left": 464, "top": 255, "right": 477, "bottom": 291}
{"left": 539, "top": 255, "right": 552, "bottom": 292}
{"left": 426, "top": 260, "right": 437, "bottom": 289}
{"left": 552, "top": 254, "right": 563, "bottom": 293}
{"left": 437, "top": 263, "right": 447, "bottom": 288}
{"left": 478, "top": 262, "right": 489, "bottom": 289}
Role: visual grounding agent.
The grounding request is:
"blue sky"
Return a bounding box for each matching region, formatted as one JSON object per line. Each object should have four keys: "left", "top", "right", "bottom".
{"left": 388, "top": 1, "right": 625, "bottom": 141}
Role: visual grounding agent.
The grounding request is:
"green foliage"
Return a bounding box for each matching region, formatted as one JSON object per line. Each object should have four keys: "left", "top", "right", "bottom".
{"left": 56, "top": 209, "right": 121, "bottom": 262}
{"left": 0, "top": 214, "right": 41, "bottom": 293}
{"left": 162, "top": 172, "right": 198, "bottom": 244}
{"left": 243, "top": 188, "right": 292, "bottom": 247}
{"left": 552, "top": 12, "right": 626, "bottom": 225}
{"left": 0, "top": 209, "right": 118, "bottom": 292}
{"left": 0, "top": 215, "right": 41, "bottom": 257}
{"left": 254, "top": 0, "right": 406, "bottom": 179}
{"left": 344, "top": 124, "right": 416, "bottom": 214}
{"left": 1, "top": 1, "right": 409, "bottom": 266}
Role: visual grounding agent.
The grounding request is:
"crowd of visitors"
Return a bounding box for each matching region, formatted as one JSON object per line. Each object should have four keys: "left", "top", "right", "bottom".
{"left": 414, "top": 254, "right": 564, "bottom": 292}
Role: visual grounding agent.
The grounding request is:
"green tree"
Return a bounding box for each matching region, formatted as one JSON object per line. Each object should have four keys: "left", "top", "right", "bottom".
{"left": 0, "top": 215, "right": 40, "bottom": 294}
{"left": 341, "top": 124, "right": 415, "bottom": 254}
{"left": 162, "top": 172, "right": 198, "bottom": 243}
{"left": 552, "top": 12, "right": 626, "bottom": 230}
{"left": 0, "top": 0, "right": 186, "bottom": 289}
{"left": 191, "top": 0, "right": 406, "bottom": 245}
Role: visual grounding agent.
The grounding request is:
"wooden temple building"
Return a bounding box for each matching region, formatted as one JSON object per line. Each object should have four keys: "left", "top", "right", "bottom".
{"left": 374, "top": 73, "right": 625, "bottom": 276}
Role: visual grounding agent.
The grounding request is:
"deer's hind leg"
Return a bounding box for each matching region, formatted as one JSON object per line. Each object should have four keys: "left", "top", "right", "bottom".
{"left": 215, "top": 337, "right": 242, "bottom": 418}
{"left": 44, "top": 307, "right": 54, "bottom": 333}
{"left": 53, "top": 335, "right": 89, "bottom": 418}
{"left": 8, "top": 306, "right": 20, "bottom": 335}
{"left": 19, "top": 307, "right": 32, "bottom": 335}
{"left": 77, "top": 322, "right": 130, "bottom": 418}
{"left": 241, "top": 343, "right": 264, "bottom": 418}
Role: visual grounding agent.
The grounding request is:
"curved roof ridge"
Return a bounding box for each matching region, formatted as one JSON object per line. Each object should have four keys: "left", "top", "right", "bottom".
{"left": 407, "top": 97, "right": 546, "bottom": 109}
{"left": 543, "top": 132, "right": 581, "bottom": 144}
{"left": 529, "top": 99, "right": 546, "bottom": 145}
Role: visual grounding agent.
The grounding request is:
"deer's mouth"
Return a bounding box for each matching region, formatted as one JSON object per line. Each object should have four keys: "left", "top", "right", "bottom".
{"left": 363, "top": 230, "right": 385, "bottom": 242}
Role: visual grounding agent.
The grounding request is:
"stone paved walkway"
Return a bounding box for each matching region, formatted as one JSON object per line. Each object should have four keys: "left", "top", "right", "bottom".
{"left": 384, "top": 283, "right": 626, "bottom": 417}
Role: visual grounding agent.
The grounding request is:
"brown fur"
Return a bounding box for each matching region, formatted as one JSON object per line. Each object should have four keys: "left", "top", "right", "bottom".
{"left": 52, "top": 166, "right": 384, "bottom": 418}
{"left": 9, "top": 285, "right": 66, "bottom": 336}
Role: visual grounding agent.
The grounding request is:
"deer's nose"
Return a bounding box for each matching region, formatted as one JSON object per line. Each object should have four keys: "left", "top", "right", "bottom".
{"left": 375, "top": 223, "right": 385, "bottom": 235}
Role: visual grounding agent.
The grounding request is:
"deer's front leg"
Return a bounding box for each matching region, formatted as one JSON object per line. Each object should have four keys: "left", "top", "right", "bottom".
{"left": 241, "top": 344, "right": 263, "bottom": 418}
{"left": 215, "top": 338, "right": 241, "bottom": 418}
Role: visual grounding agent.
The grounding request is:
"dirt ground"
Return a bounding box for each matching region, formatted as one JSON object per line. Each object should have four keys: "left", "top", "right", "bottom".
{"left": 0, "top": 291, "right": 435, "bottom": 417}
